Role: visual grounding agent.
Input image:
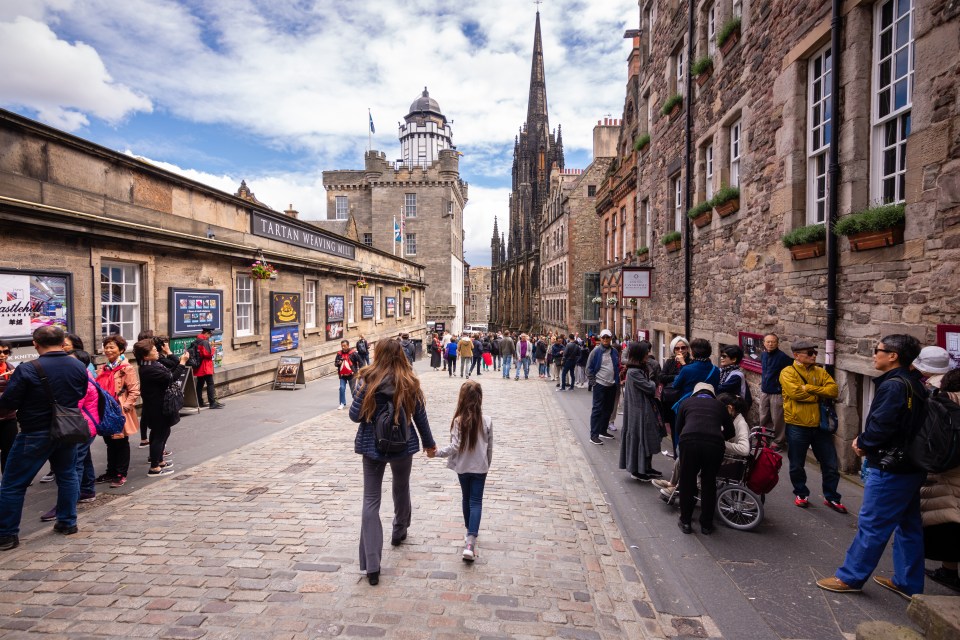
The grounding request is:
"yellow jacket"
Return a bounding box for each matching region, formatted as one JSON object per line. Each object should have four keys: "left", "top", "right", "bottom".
{"left": 779, "top": 362, "right": 838, "bottom": 427}
{"left": 457, "top": 338, "right": 474, "bottom": 358}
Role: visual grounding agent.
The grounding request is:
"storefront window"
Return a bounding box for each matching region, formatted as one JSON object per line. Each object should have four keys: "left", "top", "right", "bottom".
{"left": 236, "top": 274, "right": 253, "bottom": 337}
{"left": 100, "top": 261, "right": 140, "bottom": 343}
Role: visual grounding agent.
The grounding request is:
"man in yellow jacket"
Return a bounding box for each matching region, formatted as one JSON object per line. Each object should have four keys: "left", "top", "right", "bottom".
{"left": 457, "top": 334, "right": 474, "bottom": 379}
{"left": 780, "top": 340, "right": 845, "bottom": 513}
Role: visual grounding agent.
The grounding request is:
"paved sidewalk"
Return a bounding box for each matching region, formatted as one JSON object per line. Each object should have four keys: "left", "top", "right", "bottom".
{"left": 0, "top": 365, "right": 701, "bottom": 639}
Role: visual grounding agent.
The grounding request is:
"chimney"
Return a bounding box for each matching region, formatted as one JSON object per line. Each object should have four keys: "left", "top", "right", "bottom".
{"left": 284, "top": 204, "right": 299, "bottom": 219}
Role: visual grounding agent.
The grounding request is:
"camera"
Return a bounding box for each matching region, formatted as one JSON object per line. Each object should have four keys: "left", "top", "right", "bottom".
{"left": 878, "top": 447, "right": 906, "bottom": 471}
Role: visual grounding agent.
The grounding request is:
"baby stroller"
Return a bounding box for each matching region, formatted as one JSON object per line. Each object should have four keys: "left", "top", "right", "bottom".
{"left": 660, "top": 427, "right": 781, "bottom": 531}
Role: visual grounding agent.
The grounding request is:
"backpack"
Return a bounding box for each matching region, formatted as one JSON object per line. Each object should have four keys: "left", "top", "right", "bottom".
{"left": 161, "top": 367, "right": 187, "bottom": 424}
{"left": 84, "top": 379, "right": 126, "bottom": 437}
{"left": 893, "top": 379, "right": 960, "bottom": 473}
{"left": 184, "top": 341, "right": 200, "bottom": 369}
{"left": 747, "top": 447, "right": 782, "bottom": 495}
{"left": 373, "top": 394, "right": 410, "bottom": 455}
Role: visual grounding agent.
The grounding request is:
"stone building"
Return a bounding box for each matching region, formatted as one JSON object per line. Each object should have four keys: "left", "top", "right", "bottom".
{"left": 0, "top": 109, "right": 427, "bottom": 397}
{"left": 491, "top": 10, "right": 565, "bottom": 333}
{"left": 322, "top": 89, "right": 468, "bottom": 333}
{"left": 467, "top": 266, "right": 491, "bottom": 326}
{"left": 616, "top": 0, "right": 958, "bottom": 471}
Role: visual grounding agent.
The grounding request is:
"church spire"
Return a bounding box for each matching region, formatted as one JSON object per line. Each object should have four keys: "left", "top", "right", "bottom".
{"left": 525, "top": 10, "right": 549, "bottom": 127}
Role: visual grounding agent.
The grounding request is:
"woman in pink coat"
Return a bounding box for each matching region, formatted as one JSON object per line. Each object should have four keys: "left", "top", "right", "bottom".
{"left": 95, "top": 334, "right": 140, "bottom": 488}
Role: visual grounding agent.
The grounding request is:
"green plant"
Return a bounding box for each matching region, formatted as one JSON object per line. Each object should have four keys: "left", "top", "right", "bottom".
{"left": 661, "top": 231, "right": 682, "bottom": 246}
{"left": 691, "top": 56, "right": 714, "bottom": 76}
{"left": 686, "top": 201, "right": 713, "bottom": 219}
{"left": 633, "top": 133, "right": 651, "bottom": 151}
{"left": 251, "top": 259, "right": 277, "bottom": 280}
{"left": 636, "top": 246, "right": 650, "bottom": 255}
{"left": 717, "top": 17, "right": 742, "bottom": 48}
{"left": 711, "top": 184, "right": 740, "bottom": 206}
{"left": 833, "top": 203, "right": 906, "bottom": 236}
{"left": 781, "top": 223, "right": 827, "bottom": 248}
{"left": 660, "top": 93, "right": 683, "bottom": 116}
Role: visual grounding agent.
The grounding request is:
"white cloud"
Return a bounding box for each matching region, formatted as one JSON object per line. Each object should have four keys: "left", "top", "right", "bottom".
{"left": 0, "top": 15, "right": 151, "bottom": 130}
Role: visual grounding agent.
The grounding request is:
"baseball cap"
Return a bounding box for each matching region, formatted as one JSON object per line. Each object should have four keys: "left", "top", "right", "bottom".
{"left": 599, "top": 329, "right": 612, "bottom": 338}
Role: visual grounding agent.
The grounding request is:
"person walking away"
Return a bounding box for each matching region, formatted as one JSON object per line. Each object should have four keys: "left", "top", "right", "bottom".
{"left": 430, "top": 333, "right": 442, "bottom": 371}
{"left": 95, "top": 334, "right": 140, "bottom": 488}
{"left": 515, "top": 334, "right": 533, "bottom": 380}
{"left": 549, "top": 336, "right": 564, "bottom": 382}
{"left": 535, "top": 335, "right": 548, "bottom": 378}
{"left": 0, "top": 326, "right": 89, "bottom": 550}
{"left": 500, "top": 333, "right": 516, "bottom": 379}
{"left": 0, "top": 339, "right": 18, "bottom": 474}
{"left": 400, "top": 333, "right": 415, "bottom": 364}
{"left": 191, "top": 327, "right": 223, "bottom": 409}
{"left": 586, "top": 330, "right": 619, "bottom": 445}
{"left": 779, "top": 339, "right": 844, "bottom": 512}
{"left": 491, "top": 334, "right": 501, "bottom": 371}
{"left": 446, "top": 336, "right": 459, "bottom": 378}
{"left": 674, "top": 383, "right": 735, "bottom": 535}
{"left": 431, "top": 380, "right": 493, "bottom": 562}
{"left": 818, "top": 335, "right": 928, "bottom": 597}
{"left": 575, "top": 337, "right": 590, "bottom": 388}
{"left": 336, "top": 340, "right": 362, "bottom": 410}
{"left": 619, "top": 341, "right": 664, "bottom": 480}
{"left": 759, "top": 333, "right": 792, "bottom": 452}
{"left": 134, "top": 339, "right": 188, "bottom": 478}
{"left": 470, "top": 334, "right": 483, "bottom": 377}
{"left": 457, "top": 333, "right": 474, "bottom": 379}
{"left": 349, "top": 340, "right": 436, "bottom": 585}
{"left": 560, "top": 335, "right": 580, "bottom": 391}
{"left": 356, "top": 334, "right": 370, "bottom": 368}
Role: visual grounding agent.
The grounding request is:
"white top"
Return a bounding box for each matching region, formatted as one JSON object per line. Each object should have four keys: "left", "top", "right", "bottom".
{"left": 724, "top": 414, "right": 750, "bottom": 457}
{"left": 436, "top": 415, "right": 493, "bottom": 474}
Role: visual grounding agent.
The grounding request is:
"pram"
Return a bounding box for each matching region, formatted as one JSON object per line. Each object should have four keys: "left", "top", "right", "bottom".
{"left": 660, "top": 427, "right": 780, "bottom": 531}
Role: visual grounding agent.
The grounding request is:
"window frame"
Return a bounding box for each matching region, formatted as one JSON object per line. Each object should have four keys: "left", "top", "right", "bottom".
{"left": 705, "top": 143, "right": 715, "bottom": 201}
{"left": 362, "top": 233, "right": 373, "bottom": 247}
{"left": 348, "top": 286, "right": 355, "bottom": 324}
{"left": 100, "top": 261, "right": 141, "bottom": 344}
{"left": 305, "top": 280, "right": 317, "bottom": 329}
{"left": 335, "top": 195, "right": 348, "bottom": 220}
{"left": 235, "top": 273, "right": 254, "bottom": 338}
{"left": 405, "top": 232, "right": 417, "bottom": 256}
{"left": 671, "top": 174, "right": 683, "bottom": 232}
{"left": 404, "top": 193, "right": 417, "bottom": 218}
{"left": 707, "top": 4, "right": 716, "bottom": 56}
{"left": 807, "top": 44, "right": 832, "bottom": 224}
{"left": 730, "top": 119, "right": 742, "bottom": 188}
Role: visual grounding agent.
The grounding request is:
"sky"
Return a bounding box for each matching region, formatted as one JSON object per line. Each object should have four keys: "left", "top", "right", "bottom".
{"left": 0, "top": 0, "right": 638, "bottom": 267}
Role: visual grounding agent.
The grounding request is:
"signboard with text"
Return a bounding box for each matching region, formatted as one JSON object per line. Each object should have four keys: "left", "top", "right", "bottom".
{"left": 274, "top": 355, "right": 305, "bottom": 390}
{"left": 270, "top": 326, "right": 300, "bottom": 353}
{"left": 168, "top": 288, "right": 223, "bottom": 337}
{"left": 361, "top": 296, "right": 375, "bottom": 319}
{"left": 0, "top": 270, "right": 72, "bottom": 341}
{"left": 251, "top": 211, "right": 355, "bottom": 260}
{"left": 621, "top": 268, "right": 652, "bottom": 298}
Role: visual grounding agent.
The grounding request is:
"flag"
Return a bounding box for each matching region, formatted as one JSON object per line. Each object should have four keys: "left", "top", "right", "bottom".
{"left": 394, "top": 219, "right": 401, "bottom": 242}
{"left": 369, "top": 110, "right": 375, "bottom": 134}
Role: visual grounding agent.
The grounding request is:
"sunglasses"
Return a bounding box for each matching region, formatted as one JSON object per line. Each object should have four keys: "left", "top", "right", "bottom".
{"left": 874, "top": 347, "right": 896, "bottom": 354}
{"left": 796, "top": 349, "right": 818, "bottom": 356}
{"left": 0, "top": 349, "right": 10, "bottom": 355}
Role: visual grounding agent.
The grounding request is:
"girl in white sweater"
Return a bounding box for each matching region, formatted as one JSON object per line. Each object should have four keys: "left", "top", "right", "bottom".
{"left": 433, "top": 381, "right": 493, "bottom": 562}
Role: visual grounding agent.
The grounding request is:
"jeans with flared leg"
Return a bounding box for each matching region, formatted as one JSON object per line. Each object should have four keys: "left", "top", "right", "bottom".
{"left": 358, "top": 454, "right": 413, "bottom": 574}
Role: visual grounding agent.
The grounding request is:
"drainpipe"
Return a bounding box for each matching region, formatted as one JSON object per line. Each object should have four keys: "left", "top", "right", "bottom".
{"left": 683, "top": 0, "right": 695, "bottom": 338}
{"left": 825, "top": 0, "right": 842, "bottom": 375}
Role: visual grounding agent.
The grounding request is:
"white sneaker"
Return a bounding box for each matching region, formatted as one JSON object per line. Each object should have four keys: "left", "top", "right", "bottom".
{"left": 337, "top": 404, "right": 345, "bottom": 410}
{"left": 608, "top": 422, "right": 617, "bottom": 432}
{"left": 40, "top": 472, "right": 55, "bottom": 483}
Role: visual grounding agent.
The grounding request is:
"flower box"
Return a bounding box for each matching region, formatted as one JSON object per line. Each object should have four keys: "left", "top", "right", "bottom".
{"left": 711, "top": 185, "right": 740, "bottom": 217}
{"left": 692, "top": 211, "right": 711, "bottom": 227}
{"left": 847, "top": 226, "right": 905, "bottom": 251}
{"left": 782, "top": 223, "right": 827, "bottom": 260}
{"left": 789, "top": 241, "right": 826, "bottom": 260}
{"left": 660, "top": 94, "right": 683, "bottom": 119}
{"left": 636, "top": 247, "right": 650, "bottom": 262}
{"left": 834, "top": 204, "right": 906, "bottom": 251}
{"left": 251, "top": 260, "right": 277, "bottom": 280}
{"left": 664, "top": 240, "right": 682, "bottom": 252}
{"left": 718, "top": 18, "right": 741, "bottom": 56}
{"left": 715, "top": 198, "right": 740, "bottom": 217}
{"left": 692, "top": 56, "right": 713, "bottom": 87}
{"left": 661, "top": 231, "right": 682, "bottom": 252}
{"left": 633, "top": 133, "right": 651, "bottom": 153}
{"left": 696, "top": 70, "right": 713, "bottom": 87}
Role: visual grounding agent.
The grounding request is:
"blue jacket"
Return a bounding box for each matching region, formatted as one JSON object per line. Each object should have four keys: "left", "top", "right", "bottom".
{"left": 587, "top": 346, "right": 620, "bottom": 385}
{"left": 446, "top": 341, "right": 459, "bottom": 358}
{"left": 350, "top": 381, "right": 436, "bottom": 461}
{"left": 0, "top": 351, "right": 90, "bottom": 433}
{"left": 760, "top": 349, "right": 793, "bottom": 394}
{"left": 860, "top": 368, "right": 927, "bottom": 467}
{"left": 671, "top": 360, "right": 720, "bottom": 396}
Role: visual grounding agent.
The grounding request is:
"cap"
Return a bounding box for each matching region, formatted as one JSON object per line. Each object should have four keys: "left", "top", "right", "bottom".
{"left": 200, "top": 326, "right": 214, "bottom": 334}
{"left": 914, "top": 346, "right": 952, "bottom": 375}
{"left": 791, "top": 339, "right": 817, "bottom": 352}
{"left": 599, "top": 329, "right": 612, "bottom": 338}
{"left": 693, "top": 382, "right": 715, "bottom": 396}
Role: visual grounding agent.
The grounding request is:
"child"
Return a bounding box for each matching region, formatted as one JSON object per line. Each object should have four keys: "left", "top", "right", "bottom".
{"left": 431, "top": 380, "right": 493, "bottom": 562}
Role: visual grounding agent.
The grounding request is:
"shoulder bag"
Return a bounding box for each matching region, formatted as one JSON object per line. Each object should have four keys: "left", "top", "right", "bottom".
{"left": 791, "top": 365, "right": 838, "bottom": 434}
{"left": 30, "top": 360, "right": 91, "bottom": 445}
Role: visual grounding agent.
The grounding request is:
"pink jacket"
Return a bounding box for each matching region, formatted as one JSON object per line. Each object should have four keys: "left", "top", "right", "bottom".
{"left": 79, "top": 375, "right": 99, "bottom": 437}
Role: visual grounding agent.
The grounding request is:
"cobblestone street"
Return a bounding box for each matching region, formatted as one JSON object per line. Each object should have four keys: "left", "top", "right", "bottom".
{"left": 0, "top": 366, "right": 702, "bottom": 639}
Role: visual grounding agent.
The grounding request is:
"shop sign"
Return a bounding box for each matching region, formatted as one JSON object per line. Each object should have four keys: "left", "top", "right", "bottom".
{"left": 274, "top": 355, "right": 305, "bottom": 390}
{"left": 169, "top": 288, "right": 223, "bottom": 337}
{"left": 621, "top": 268, "right": 652, "bottom": 298}
{"left": 251, "top": 211, "right": 355, "bottom": 260}
{"left": 0, "top": 270, "right": 72, "bottom": 341}
{"left": 271, "top": 292, "right": 301, "bottom": 328}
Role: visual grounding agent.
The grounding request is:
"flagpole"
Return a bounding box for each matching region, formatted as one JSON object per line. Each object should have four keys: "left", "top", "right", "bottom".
{"left": 368, "top": 108, "right": 372, "bottom": 152}
{"left": 393, "top": 215, "right": 397, "bottom": 256}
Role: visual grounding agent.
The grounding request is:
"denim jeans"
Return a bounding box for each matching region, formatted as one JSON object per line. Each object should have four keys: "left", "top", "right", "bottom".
{"left": 538, "top": 362, "right": 548, "bottom": 376}
{"left": 339, "top": 377, "right": 355, "bottom": 405}
{"left": 501, "top": 355, "right": 513, "bottom": 378}
{"left": 515, "top": 357, "right": 531, "bottom": 379}
{"left": 590, "top": 384, "right": 618, "bottom": 438}
{"left": 835, "top": 468, "right": 926, "bottom": 594}
{"left": 0, "top": 431, "right": 79, "bottom": 536}
{"left": 786, "top": 424, "right": 841, "bottom": 502}
{"left": 457, "top": 472, "right": 487, "bottom": 537}
{"left": 493, "top": 354, "right": 501, "bottom": 370}
{"left": 75, "top": 435, "right": 96, "bottom": 496}
{"left": 560, "top": 362, "right": 576, "bottom": 389}
{"left": 471, "top": 356, "right": 482, "bottom": 376}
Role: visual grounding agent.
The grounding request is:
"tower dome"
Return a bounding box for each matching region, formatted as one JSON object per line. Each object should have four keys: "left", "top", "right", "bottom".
{"left": 408, "top": 87, "right": 443, "bottom": 117}
{"left": 399, "top": 86, "right": 455, "bottom": 167}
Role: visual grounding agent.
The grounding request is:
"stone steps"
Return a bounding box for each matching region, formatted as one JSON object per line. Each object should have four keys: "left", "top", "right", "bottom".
{"left": 856, "top": 594, "right": 960, "bottom": 640}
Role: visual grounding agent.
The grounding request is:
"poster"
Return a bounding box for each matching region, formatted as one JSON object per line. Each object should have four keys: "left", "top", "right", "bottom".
{"left": 637, "top": 329, "right": 649, "bottom": 342}
{"left": 326, "top": 295, "right": 345, "bottom": 322}
{"left": 274, "top": 355, "right": 305, "bottom": 390}
{"left": 170, "top": 333, "right": 223, "bottom": 369}
{"left": 361, "top": 296, "right": 375, "bottom": 319}
{"left": 403, "top": 297, "right": 412, "bottom": 316}
{"left": 937, "top": 324, "right": 960, "bottom": 370}
{"left": 270, "top": 326, "right": 300, "bottom": 353}
{"left": 326, "top": 322, "right": 344, "bottom": 341}
{"left": 0, "top": 270, "right": 71, "bottom": 341}
{"left": 621, "top": 268, "right": 652, "bottom": 298}
{"left": 385, "top": 297, "right": 396, "bottom": 318}
{"left": 169, "top": 288, "right": 223, "bottom": 337}
{"left": 271, "top": 292, "right": 301, "bottom": 327}
{"left": 739, "top": 331, "right": 764, "bottom": 373}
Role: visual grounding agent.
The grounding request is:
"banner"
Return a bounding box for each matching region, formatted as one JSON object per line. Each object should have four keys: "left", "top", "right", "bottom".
{"left": 0, "top": 271, "right": 71, "bottom": 341}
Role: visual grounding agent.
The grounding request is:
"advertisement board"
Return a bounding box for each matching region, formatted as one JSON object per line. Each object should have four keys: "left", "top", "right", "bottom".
{"left": 326, "top": 295, "right": 345, "bottom": 322}
{"left": 361, "top": 296, "right": 375, "bottom": 319}
{"left": 170, "top": 334, "right": 223, "bottom": 369}
{"left": 738, "top": 331, "right": 764, "bottom": 373}
{"left": 271, "top": 292, "right": 301, "bottom": 328}
{"left": 274, "top": 355, "right": 305, "bottom": 390}
{"left": 403, "top": 298, "right": 412, "bottom": 316}
{"left": 168, "top": 288, "right": 223, "bottom": 337}
{"left": 270, "top": 326, "right": 300, "bottom": 353}
{"left": 0, "top": 270, "right": 72, "bottom": 341}
{"left": 385, "top": 297, "right": 396, "bottom": 318}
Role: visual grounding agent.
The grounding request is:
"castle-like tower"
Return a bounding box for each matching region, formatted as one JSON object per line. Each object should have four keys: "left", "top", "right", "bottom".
{"left": 399, "top": 87, "right": 454, "bottom": 167}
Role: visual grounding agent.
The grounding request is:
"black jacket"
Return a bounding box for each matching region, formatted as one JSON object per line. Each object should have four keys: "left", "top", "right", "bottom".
{"left": 140, "top": 359, "right": 185, "bottom": 429}
{"left": 0, "top": 351, "right": 89, "bottom": 433}
{"left": 675, "top": 393, "right": 735, "bottom": 445}
{"left": 861, "top": 367, "right": 928, "bottom": 471}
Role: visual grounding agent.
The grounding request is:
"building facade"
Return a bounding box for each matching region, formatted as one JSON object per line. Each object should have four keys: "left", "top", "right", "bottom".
{"left": 615, "top": 0, "right": 958, "bottom": 471}
{"left": 323, "top": 90, "right": 468, "bottom": 333}
{"left": 467, "top": 266, "right": 491, "bottom": 326}
{"left": 491, "top": 10, "right": 565, "bottom": 334}
{"left": 0, "top": 109, "right": 427, "bottom": 397}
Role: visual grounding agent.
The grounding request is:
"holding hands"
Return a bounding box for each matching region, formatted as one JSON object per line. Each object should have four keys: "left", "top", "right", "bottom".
{"left": 424, "top": 447, "right": 437, "bottom": 458}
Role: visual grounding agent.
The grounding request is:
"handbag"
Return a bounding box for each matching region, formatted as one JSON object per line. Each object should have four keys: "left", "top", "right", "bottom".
{"left": 30, "top": 360, "right": 91, "bottom": 445}
{"left": 791, "top": 365, "right": 838, "bottom": 434}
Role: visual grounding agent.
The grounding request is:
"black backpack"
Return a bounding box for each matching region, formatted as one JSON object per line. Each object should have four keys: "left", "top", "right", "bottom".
{"left": 373, "top": 394, "right": 410, "bottom": 455}
{"left": 895, "top": 380, "right": 960, "bottom": 473}
{"left": 184, "top": 341, "right": 200, "bottom": 369}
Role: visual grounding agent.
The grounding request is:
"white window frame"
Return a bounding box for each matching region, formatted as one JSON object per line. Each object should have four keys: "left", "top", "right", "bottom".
{"left": 611, "top": 212, "right": 618, "bottom": 260}
{"left": 335, "top": 196, "right": 348, "bottom": 220}
{"left": 348, "top": 286, "right": 355, "bottom": 324}
{"left": 707, "top": 4, "right": 716, "bottom": 56}
{"left": 100, "top": 261, "right": 141, "bottom": 343}
{"left": 672, "top": 175, "right": 683, "bottom": 232}
{"left": 705, "top": 143, "right": 715, "bottom": 201}
{"left": 644, "top": 5, "right": 654, "bottom": 56}
{"left": 362, "top": 233, "right": 372, "bottom": 247}
{"left": 871, "top": 0, "right": 913, "bottom": 204}
{"left": 235, "top": 273, "right": 254, "bottom": 337}
{"left": 730, "top": 119, "right": 742, "bottom": 188}
{"left": 733, "top": 0, "right": 743, "bottom": 19}
{"left": 404, "top": 193, "right": 417, "bottom": 218}
{"left": 641, "top": 198, "right": 651, "bottom": 249}
{"left": 620, "top": 206, "right": 627, "bottom": 259}
{"left": 807, "top": 45, "right": 832, "bottom": 224}
{"left": 376, "top": 286, "right": 382, "bottom": 321}
{"left": 405, "top": 232, "right": 417, "bottom": 256}
{"left": 676, "top": 48, "right": 684, "bottom": 90}
{"left": 305, "top": 280, "right": 317, "bottom": 329}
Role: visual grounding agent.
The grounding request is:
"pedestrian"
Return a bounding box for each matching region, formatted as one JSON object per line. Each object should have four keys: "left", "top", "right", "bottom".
{"left": 336, "top": 340, "right": 362, "bottom": 410}
{"left": 560, "top": 334, "right": 579, "bottom": 391}
{"left": 759, "top": 333, "right": 792, "bottom": 452}
{"left": 356, "top": 334, "right": 370, "bottom": 368}
{"left": 491, "top": 333, "right": 501, "bottom": 371}
{"left": 94, "top": 334, "right": 140, "bottom": 489}
{"left": 399, "top": 333, "right": 415, "bottom": 364}
{"left": 550, "top": 335, "right": 564, "bottom": 382}
{"left": 658, "top": 336, "right": 690, "bottom": 456}
{"left": 674, "top": 382, "right": 735, "bottom": 535}
{"left": 480, "top": 335, "right": 492, "bottom": 372}
{"left": 515, "top": 334, "right": 533, "bottom": 380}
{"left": 430, "top": 333, "right": 442, "bottom": 371}
{"left": 0, "top": 339, "right": 18, "bottom": 474}
{"left": 457, "top": 333, "right": 474, "bottom": 378}
{"left": 430, "top": 380, "right": 493, "bottom": 562}
{"left": 670, "top": 339, "right": 721, "bottom": 405}
{"left": 717, "top": 345, "right": 752, "bottom": 407}
{"left": 817, "top": 334, "right": 927, "bottom": 597}
{"left": 779, "top": 339, "right": 844, "bottom": 512}
{"left": 619, "top": 341, "right": 664, "bottom": 480}
{"left": 535, "top": 335, "right": 548, "bottom": 378}
{"left": 500, "top": 332, "right": 516, "bottom": 379}
{"left": 0, "top": 326, "right": 90, "bottom": 551}
{"left": 35, "top": 332, "right": 91, "bottom": 483}
{"left": 349, "top": 339, "right": 436, "bottom": 586}
{"left": 470, "top": 333, "right": 483, "bottom": 377}
{"left": 134, "top": 339, "right": 189, "bottom": 477}
{"left": 191, "top": 327, "right": 224, "bottom": 409}
{"left": 446, "top": 336, "right": 459, "bottom": 378}
{"left": 586, "top": 329, "right": 619, "bottom": 445}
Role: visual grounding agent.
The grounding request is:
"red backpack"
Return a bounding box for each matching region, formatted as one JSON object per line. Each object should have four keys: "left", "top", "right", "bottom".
{"left": 746, "top": 447, "right": 782, "bottom": 495}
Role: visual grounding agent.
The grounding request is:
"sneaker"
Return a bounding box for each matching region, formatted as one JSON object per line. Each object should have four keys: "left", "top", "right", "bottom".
{"left": 109, "top": 476, "right": 126, "bottom": 488}
{"left": 590, "top": 435, "right": 603, "bottom": 445}
{"left": 95, "top": 474, "right": 115, "bottom": 484}
{"left": 40, "top": 507, "right": 57, "bottom": 522}
{"left": 53, "top": 522, "right": 78, "bottom": 535}
{"left": 138, "top": 440, "right": 150, "bottom": 448}
{"left": 816, "top": 577, "right": 861, "bottom": 594}
{"left": 631, "top": 473, "right": 652, "bottom": 482}
{"left": 462, "top": 543, "right": 476, "bottom": 562}
{"left": 651, "top": 479, "right": 674, "bottom": 490}
{"left": 598, "top": 431, "right": 614, "bottom": 440}
{"left": 147, "top": 468, "right": 174, "bottom": 477}
{"left": 795, "top": 496, "right": 809, "bottom": 508}
{"left": 646, "top": 468, "right": 664, "bottom": 478}
{"left": 211, "top": 402, "right": 225, "bottom": 409}
{"left": 607, "top": 422, "right": 617, "bottom": 432}
{"left": 337, "top": 404, "right": 345, "bottom": 410}
{"left": 0, "top": 535, "right": 19, "bottom": 551}
{"left": 40, "top": 472, "right": 55, "bottom": 483}
{"left": 873, "top": 576, "right": 911, "bottom": 600}
{"left": 824, "top": 500, "right": 848, "bottom": 514}
{"left": 78, "top": 493, "right": 96, "bottom": 503}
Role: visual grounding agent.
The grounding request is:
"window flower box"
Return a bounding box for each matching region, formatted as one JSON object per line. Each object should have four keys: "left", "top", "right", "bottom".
{"left": 661, "top": 93, "right": 683, "bottom": 119}
{"left": 633, "top": 133, "right": 651, "bottom": 153}
{"left": 636, "top": 247, "right": 650, "bottom": 262}
{"left": 661, "top": 231, "right": 682, "bottom": 252}
{"left": 782, "top": 223, "right": 827, "bottom": 260}
{"left": 712, "top": 185, "right": 740, "bottom": 217}
{"left": 692, "top": 56, "right": 714, "bottom": 87}
{"left": 834, "top": 204, "right": 906, "bottom": 251}
{"left": 686, "top": 201, "right": 713, "bottom": 228}
{"left": 718, "top": 17, "right": 741, "bottom": 56}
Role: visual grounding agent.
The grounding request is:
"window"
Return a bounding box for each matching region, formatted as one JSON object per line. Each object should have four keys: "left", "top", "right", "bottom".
{"left": 100, "top": 262, "right": 140, "bottom": 341}
{"left": 404, "top": 193, "right": 417, "bottom": 217}
{"left": 872, "top": 0, "right": 913, "bottom": 204}
{"left": 405, "top": 233, "right": 417, "bottom": 256}
{"left": 335, "top": 196, "right": 348, "bottom": 220}
{"left": 705, "top": 143, "right": 715, "bottom": 200}
{"left": 305, "top": 280, "right": 317, "bottom": 329}
{"left": 583, "top": 272, "right": 600, "bottom": 322}
{"left": 348, "top": 286, "right": 355, "bottom": 324}
{"left": 808, "top": 45, "right": 832, "bottom": 224}
{"left": 707, "top": 4, "right": 716, "bottom": 56}
{"left": 621, "top": 206, "right": 627, "bottom": 260}
{"left": 447, "top": 201, "right": 453, "bottom": 216}
{"left": 604, "top": 219, "right": 610, "bottom": 262}
{"left": 733, "top": 0, "right": 742, "bottom": 19}
{"left": 235, "top": 273, "right": 253, "bottom": 337}
{"left": 363, "top": 233, "right": 373, "bottom": 247}
{"left": 611, "top": 212, "right": 618, "bottom": 260}
{"left": 639, "top": 198, "right": 650, "bottom": 250}
{"left": 587, "top": 185, "right": 596, "bottom": 197}
{"left": 730, "top": 119, "right": 742, "bottom": 188}
{"left": 376, "top": 286, "right": 382, "bottom": 321}
{"left": 644, "top": 6, "right": 653, "bottom": 55}
{"left": 670, "top": 175, "right": 683, "bottom": 232}
{"left": 675, "top": 48, "right": 684, "bottom": 91}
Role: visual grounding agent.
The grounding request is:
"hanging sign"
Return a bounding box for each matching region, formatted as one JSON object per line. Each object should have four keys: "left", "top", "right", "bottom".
{"left": 621, "top": 268, "right": 652, "bottom": 298}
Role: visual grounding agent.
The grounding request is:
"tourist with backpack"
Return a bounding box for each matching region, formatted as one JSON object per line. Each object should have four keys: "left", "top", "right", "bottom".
{"left": 349, "top": 339, "right": 436, "bottom": 586}
{"left": 559, "top": 334, "right": 580, "bottom": 391}
{"left": 818, "top": 334, "right": 928, "bottom": 598}
{"left": 95, "top": 334, "right": 141, "bottom": 489}
{"left": 335, "top": 340, "right": 362, "bottom": 410}
{"left": 135, "top": 339, "right": 189, "bottom": 477}
{"left": 356, "top": 335, "right": 370, "bottom": 367}
{"left": 190, "top": 327, "right": 223, "bottom": 409}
